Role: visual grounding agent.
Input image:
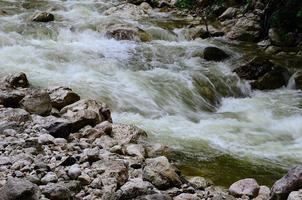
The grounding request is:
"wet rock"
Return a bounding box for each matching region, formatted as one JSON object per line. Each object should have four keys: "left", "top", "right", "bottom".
{"left": 143, "top": 156, "right": 182, "bottom": 189}
{"left": 41, "top": 183, "right": 71, "bottom": 200}
{"left": 203, "top": 47, "right": 229, "bottom": 61}
{"left": 287, "top": 189, "right": 302, "bottom": 200}
{"left": 294, "top": 71, "right": 302, "bottom": 90}
{"left": 112, "top": 124, "right": 147, "bottom": 145}
{"left": 234, "top": 57, "right": 275, "bottom": 80}
{"left": 229, "top": 178, "right": 260, "bottom": 198}
{"left": 0, "top": 177, "right": 40, "bottom": 200}
{"left": 173, "top": 193, "right": 201, "bottom": 200}
{"left": 48, "top": 86, "right": 80, "bottom": 110}
{"left": 250, "top": 68, "right": 290, "bottom": 90}
{"left": 117, "top": 178, "right": 156, "bottom": 199}
{"left": 104, "top": 3, "right": 150, "bottom": 20}
{"left": 5, "top": 72, "right": 29, "bottom": 88}
{"left": 32, "top": 12, "right": 54, "bottom": 22}
{"left": 270, "top": 165, "right": 302, "bottom": 200}
{"left": 105, "top": 24, "right": 152, "bottom": 42}
{"left": 20, "top": 90, "right": 52, "bottom": 116}
{"left": 0, "top": 90, "right": 25, "bottom": 108}
{"left": 68, "top": 164, "right": 81, "bottom": 180}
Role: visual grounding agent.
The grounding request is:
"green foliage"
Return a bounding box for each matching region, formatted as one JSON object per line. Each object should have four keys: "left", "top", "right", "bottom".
{"left": 175, "top": 0, "right": 196, "bottom": 9}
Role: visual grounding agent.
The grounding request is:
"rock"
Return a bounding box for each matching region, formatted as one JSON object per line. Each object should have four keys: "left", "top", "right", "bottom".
{"left": 173, "top": 193, "right": 201, "bottom": 200}
{"left": 5, "top": 72, "right": 29, "bottom": 88}
{"left": 105, "top": 24, "right": 151, "bottom": 42}
{"left": 270, "top": 165, "right": 302, "bottom": 200}
{"left": 135, "top": 194, "right": 172, "bottom": 200}
{"left": 41, "top": 172, "right": 58, "bottom": 184}
{"left": 112, "top": 124, "right": 147, "bottom": 145}
{"left": 60, "top": 99, "right": 111, "bottom": 132}
{"left": 38, "top": 134, "right": 54, "bottom": 144}
{"left": 143, "top": 156, "right": 182, "bottom": 189}
{"left": 254, "top": 186, "right": 270, "bottom": 200}
{"left": 20, "top": 90, "right": 52, "bottom": 116}
{"left": 287, "top": 189, "right": 302, "bottom": 200}
{"left": 226, "top": 17, "right": 261, "bottom": 42}
{"left": 0, "top": 108, "right": 31, "bottom": 124}
{"left": 233, "top": 57, "right": 280, "bottom": 80}
{"left": 0, "top": 156, "right": 12, "bottom": 166}
{"left": 78, "top": 173, "right": 91, "bottom": 185}
{"left": 219, "top": 7, "right": 238, "bottom": 20}
{"left": 250, "top": 67, "right": 290, "bottom": 90}
{"left": 82, "top": 147, "right": 100, "bottom": 163}
{"left": 48, "top": 86, "right": 80, "bottom": 110}
{"left": 203, "top": 47, "right": 230, "bottom": 61}
{"left": 229, "top": 178, "right": 260, "bottom": 198}
{"left": 41, "top": 183, "right": 71, "bottom": 200}
{"left": 127, "top": 0, "right": 145, "bottom": 5}
{"left": 189, "top": 176, "right": 211, "bottom": 190}
{"left": 0, "top": 177, "right": 40, "bottom": 200}
{"left": 32, "top": 12, "right": 54, "bottom": 22}
{"left": 0, "top": 90, "right": 25, "bottom": 108}
{"left": 269, "top": 28, "right": 297, "bottom": 47}
{"left": 294, "top": 71, "right": 302, "bottom": 90}
{"left": 117, "top": 178, "right": 156, "bottom": 199}
{"left": 59, "top": 156, "right": 77, "bottom": 166}
{"left": 126, "top": 144, "right": 146, "bottom": 158}
{"left": 68, "top": 164, "right": 81, "bottom": 180}
{"left": 95, "top": 121, "right": 112, "bottom": 135}
{"left": 104, "top": 3, "right": 150, "bottom": 20}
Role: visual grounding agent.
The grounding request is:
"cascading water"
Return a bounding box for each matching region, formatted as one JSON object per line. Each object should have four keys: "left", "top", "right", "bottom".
{"left": 1, "top": 0, "right": 302, "bottom": 186}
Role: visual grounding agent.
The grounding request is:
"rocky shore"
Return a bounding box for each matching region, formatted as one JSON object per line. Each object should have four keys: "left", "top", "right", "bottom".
{"left": 0, "top": 72, "right": 301, "bottom": 200}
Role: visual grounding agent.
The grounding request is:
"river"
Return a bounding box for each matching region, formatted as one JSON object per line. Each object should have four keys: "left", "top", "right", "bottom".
{"left": 1, "top": 0, "right": 302, "bottom": 187}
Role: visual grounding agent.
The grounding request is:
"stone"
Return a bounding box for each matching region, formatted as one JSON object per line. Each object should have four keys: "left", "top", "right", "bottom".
{"left": 173, "top": 193, "right": 201, "bottom": 200}
{"left": 59, "top": 156, "right": 77, "bottom": 166}
{"left": 20, "top": 90, "right": 52, "bottom": 116}
{"left": 0, "top": 90, "right": 25, "bottom": 107}
{"left": 143, "top": 156, "right": 182, "bottom": 189}
{"left": 112, "top": 124, "right": 147, "bottom": 145}
{"left": 41, "top": 183, "right": 71, "bottom": 200}
{"left": 5, "top": 72, "right": 29, "bottom": 88}
{"left": 68, "top": 164, "right": 81, "bottom": 180}
{"left": 126, "top": 144, "right": 146, "bottom": 158}
{"left": 41, "top": 172, "right": 58, "bottom": 184}
{"left": 294, "top": 71, "right": 302, "bottom": 90}
{"left": 270, "top": 165, "right": 302, "bottom": 200}
{"left": 189, "top": 176, "right": 211, "bottom": 190}
{"left": 269, "top": 28, "right": 297, "bottom": 47}
{"left": 219, "top": 7, "right": 238, "bottom": 20}
{"left": 135, "top": 194, "right": 172, "bottom": 200}
{"left": 0, "top": 108, "right": 31, "bottom": 124}
{"left": 32, "top": 12, "right": 54, "bottom": 22}
{"left": 82, "top": 147, "right": 100, "bottom": 163}
{"left": 117, "top": 178, "right": 156, "bottom": 199}
{"left": 105, "top": 24, "right": 151, "bottom": 42}
{"left": 48, "top": 86, "right": 80, "bottom": 110}
{"left": 229, "top": 178, "right": 260, "bottom": 198}
{"left": 0, "top": 177, "right": 40, "bottom": 200}
{"left": 203, "top": 47, "right": 229, "bottom": 61}
{"left": 254, "top": 186, "right": 270, "bottom": 200}
{"left": 287, "top": 189, "right": 302, "bottom": 200}
{"left": 78, "top": 173, "right": 91, "bottom": 185}
{"left": 104, "top": 3, "right": 150, "bottom": 20}
{"left": 38, "top": 134, "right": 54, "bottom": 145}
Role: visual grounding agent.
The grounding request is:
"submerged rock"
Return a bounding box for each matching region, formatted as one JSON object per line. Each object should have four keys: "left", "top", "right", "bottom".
{"left": 203, "top": 47, "right": 230, "bottom": 61}
{"left": 32, "top": 12, "right": 54, "bottom": 22}
{"left": 270, "top": 165, "right": 302, "bottom": 200}
{"left": 229, "top": 178, "right": 260, "bottom": 198}
{"left": 0, "top": 177, "right": 40, "bottom": 200}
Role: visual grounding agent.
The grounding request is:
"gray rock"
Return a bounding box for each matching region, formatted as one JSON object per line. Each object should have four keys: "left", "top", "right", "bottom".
{"left": 0, "top": 108, "right": 31, "bottom": 124}
{"left": 117, "top": 178, "right": 156, "bottom": 199}
{"left": 0, "top": 177, "right": 40, "bottom": 200}
{"left": 0, "top": 90, "right": 25, "bottom": 108}
{"left": 219, "top": 7, "right": 238, "bottom": 20}
{"left": 20, "top": 90, "right": 52, "bottom": 116}
{"left": 135, "top": 194, "right": 172, "bottom": 200}
{"left": 38, "top": 134, "right": 54, "bottom": 145}
{"left": 287, "top": 189, "right": 302, "bottom": 200}
{"left": 112, "top": 124, "right": 147, "bottom": 145}
{"left": 68, "top": 164, "right": 81, "bottom": 180}
{"left": 47, "top": 86, "right": 80, "bottom": 110}
{"left": 5, "top": 72, "right": 29, "bottom": 88}
{"left": 229, "top": 178, "right": 260, "bottom": 198}
{"left": 270, "top": 165, "right": 302, "bottom": 200}
{"left": 143, "top": 156, "right": 182, "bottom": 189}
{"left": 254, "top": 186, "right": 270, "bottom": 200}
{"left": 41, "top": 172, "right": 58, "bottom": 184}
{"left": 41, "top": 183, "right": 71, "bottom": 200}
{"left": 189, "top": 176, "right": 211, "bottom": 190}
{"left": 126, "top": 144, "right": 146, "bottom": 158}
{"left": 173, "top": 193, "right": 201, "bottom": 200}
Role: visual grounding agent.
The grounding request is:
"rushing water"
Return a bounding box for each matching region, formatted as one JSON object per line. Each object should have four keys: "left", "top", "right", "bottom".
{"left": 1, "top": 0, "right": 302, "bottom": 186}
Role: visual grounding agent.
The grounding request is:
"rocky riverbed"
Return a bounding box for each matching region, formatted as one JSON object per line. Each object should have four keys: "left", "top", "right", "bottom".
{"left": 1, "top": 72, "right": 302, "bottom": 200}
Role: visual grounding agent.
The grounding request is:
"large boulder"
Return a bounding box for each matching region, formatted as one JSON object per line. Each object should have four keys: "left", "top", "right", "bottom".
{"left": 143, "top": 156, "right": 182, "bottom": 189}
{"left": 229, "top": 178, "right": 260, "bottom": 198}
{"left": 112, "top": 124, "right": 147, "bottom": 145}
{"left": 47, "top": 86, "right": 80, "bottom": 110}
{"left": 226, "top": 16, "right": 261, "bottom": 42}
{"left": 0, "top": 177, "right": 40, "bottom": 200}
{"left": 60, "top": 99, "right": 111, "bottom": 132}
{"left": 270, "top": 165, "right": 302, "bottom": 200}
{"left": 32, "top": 12, "right": 54, "bottom": 22}
{"left": 203, "top": 47, "right": 230, "bottom": 61}
{"left": 105, "top": 24, "right": 151, "bottom": 42}
{"left": 20, "top": 90, "right": 52, "bottom": 116}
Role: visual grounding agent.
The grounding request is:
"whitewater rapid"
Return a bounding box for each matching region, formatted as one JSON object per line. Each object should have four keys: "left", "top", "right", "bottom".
{"left": 1, "top": 0, "right": 302, "bottom": 184}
